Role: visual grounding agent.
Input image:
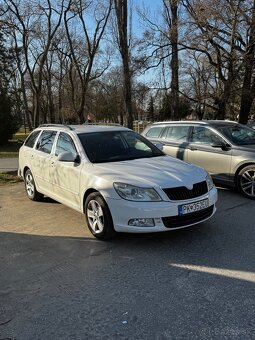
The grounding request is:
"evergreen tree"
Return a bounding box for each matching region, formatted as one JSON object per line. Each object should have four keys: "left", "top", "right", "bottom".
{"left": 159, "top": 93, "right": 172, "bottom": 120}
{"left": 146, "top": 96, "right": 155, "bottom": 121}
{"left": 159, "top": 93, "right": 192, "bottom": 121}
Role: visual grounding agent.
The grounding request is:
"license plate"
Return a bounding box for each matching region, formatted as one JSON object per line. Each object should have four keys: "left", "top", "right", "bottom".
{"left": 178, "top": 199, "right": 209, "bottom": 216}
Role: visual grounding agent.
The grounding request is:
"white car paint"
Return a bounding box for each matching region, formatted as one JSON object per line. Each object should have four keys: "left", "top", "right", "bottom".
{"left": 19, "top": 124, "right": 218, "bottom": 236}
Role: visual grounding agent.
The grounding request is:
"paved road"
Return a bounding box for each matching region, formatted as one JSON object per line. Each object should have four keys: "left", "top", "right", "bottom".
{"left": 0, "top": 183, "right": 255, "bottom": 339}
{"left": 0, "top": 158, "right": 19, "bottom": 173}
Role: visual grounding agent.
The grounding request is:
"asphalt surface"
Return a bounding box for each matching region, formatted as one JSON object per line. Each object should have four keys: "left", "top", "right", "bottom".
{"left": 0, "top": 183, "right": 255, "bottom": 340}
{"left": 0, "top": 158, "right": 19, "bottom": 173}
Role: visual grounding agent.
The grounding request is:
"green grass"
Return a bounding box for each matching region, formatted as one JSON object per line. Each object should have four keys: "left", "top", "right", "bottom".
{"left": 0, "top": 152, "right": 19, "bottom": 158}
{"left": 0, "top": 130, "right": 30, "bottom": 158}
{"left": 0, "top": 172, "right": 22, "bottom": 184}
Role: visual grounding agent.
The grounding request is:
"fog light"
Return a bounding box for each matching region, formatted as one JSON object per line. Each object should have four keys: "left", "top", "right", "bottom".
{"left": 128, "top": 218, "right": 155, "bottom": 227}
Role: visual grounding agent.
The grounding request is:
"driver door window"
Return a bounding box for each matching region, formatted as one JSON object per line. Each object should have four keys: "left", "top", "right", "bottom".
{"left": 55, "top": 132, "right": 77, "bottom": 157}
{"left": 191, "top": 127, "right": 223, "bottom": 145}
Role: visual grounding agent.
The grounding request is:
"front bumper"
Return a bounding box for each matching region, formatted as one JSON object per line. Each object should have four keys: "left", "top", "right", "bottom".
{"left": 105, "top": 187, "right": 218, "bottom": 233}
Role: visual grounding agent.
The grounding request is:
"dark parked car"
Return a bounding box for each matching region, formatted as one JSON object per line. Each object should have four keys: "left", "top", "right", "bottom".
{"left": 142, "top": 120, "right": 255, "bottom": 199}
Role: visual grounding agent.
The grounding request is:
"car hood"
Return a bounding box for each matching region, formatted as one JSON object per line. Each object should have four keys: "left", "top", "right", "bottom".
{"left": 92, "top": 155, "right": 206, "bottom": 189}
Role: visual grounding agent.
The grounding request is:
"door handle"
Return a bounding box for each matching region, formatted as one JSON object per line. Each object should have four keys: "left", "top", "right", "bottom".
{"left": 190, "top": 146, "right": 198, "bottom": 151}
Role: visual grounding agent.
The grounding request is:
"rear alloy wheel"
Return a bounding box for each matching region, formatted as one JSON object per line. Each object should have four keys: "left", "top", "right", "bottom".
{"left": 237, "top": 165, "right": 255, "bottom": 199}
{"left": 85, "top": 192, "right": 116, "bottom": 240}
{"left": 25, "top": 169, "right": 43, "bottom": 201}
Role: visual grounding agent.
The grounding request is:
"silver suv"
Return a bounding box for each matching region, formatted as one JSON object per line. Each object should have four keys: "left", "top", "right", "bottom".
{"left": 142, "top": 120, "right": 255, "bottom": 199}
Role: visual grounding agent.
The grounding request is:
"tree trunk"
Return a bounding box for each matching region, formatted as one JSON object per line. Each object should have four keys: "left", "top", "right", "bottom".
{"left": 239, "top": 0, "right": 255, "bottom": 124}
{"left": 77, "top": 109, "right": 85, "bottom": 124}
{"left": 46, "top": 70, "right": 55, "bottom": 123}
{"left": 215, "top": 101, "right": 227, "bottom": 120}
{"left": 20, "top": 74, "right": 32, "bottom": 130}
{"left": 58, "top": 76, "right": 63, "bottom": 123}
{"left": 123, "top": 57, "right": 133, "bottom": 128}
{"left": 34, "top": 93, "right": 41, "bottom": 126}
{"left": 239, "top": 94, "right": 253, "bottom": 124}
{"left": 214, "top": 76, "right": 233, "bottom": 120}
{"left": 114, "top": 0, "right": 133, "bottom": 128}
{"left": 169, "top": 0, "right": 179, "bottom": 120}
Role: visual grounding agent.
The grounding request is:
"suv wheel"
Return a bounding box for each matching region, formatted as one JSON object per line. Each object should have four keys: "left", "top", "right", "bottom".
{"left": 237, "top": 165, "right": 255, "bottom": 199}
{"left": 85, "top": 192, "right": 116, "bottom": 240}
{"left": 25, "top": 169, "right": 43, "bottom": 201}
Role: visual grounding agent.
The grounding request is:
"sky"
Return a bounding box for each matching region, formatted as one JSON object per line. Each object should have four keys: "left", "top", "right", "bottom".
{"left": 130, "top": 0, "right": 164, "bottom": 86}
{"left": 132, "top": 0, "right": 163, "bottom": 34}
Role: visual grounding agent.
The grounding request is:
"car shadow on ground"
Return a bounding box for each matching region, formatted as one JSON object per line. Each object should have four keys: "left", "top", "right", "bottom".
{"left": 40, "top": 196, "right": 61, "bottom": 204}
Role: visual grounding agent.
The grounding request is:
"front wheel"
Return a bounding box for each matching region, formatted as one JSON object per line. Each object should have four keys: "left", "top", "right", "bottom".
{"left": 24, "top": 169, "right": 43, "bottom": 201}
{"left": 84, "top": 192, "right": 116, "bottom": 240}
{"left": 237, "top": 165, "right": 255, "bottom": 199}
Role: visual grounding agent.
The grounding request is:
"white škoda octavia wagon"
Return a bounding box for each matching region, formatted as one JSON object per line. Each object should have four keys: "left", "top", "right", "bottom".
{"left": 18, "top": 124, "right": 218, "bottom": 240}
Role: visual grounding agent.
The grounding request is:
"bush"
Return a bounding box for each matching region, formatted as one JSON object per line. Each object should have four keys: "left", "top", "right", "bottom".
{"left": 0, "top": 91, "right": 21, "bottom": 145}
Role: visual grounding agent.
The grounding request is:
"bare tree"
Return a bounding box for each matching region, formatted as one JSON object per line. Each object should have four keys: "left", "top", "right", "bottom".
{"left": 181, "top": 51, "right": 217, "bottom": 119}
{"left": 4, "top": 0, "right": 64, "bottom": 126}
{"left": 114, "top": 0, "right": 133, "bottom": 128}
{"left": 86, "top": 68, "right": 125, "bottom": 123}
{"left": 11, "top": 30, "right": 33, "bottom": 130}
{"left": 63, "top": 0, "right": 112, "bottom": 123}
{"left": 182, "top": 0, "right": 245, "bottom": 120}
{"left": 239, "top": 0, "right": 255, "bottom": 124}
{"left": 164, "top": 0, "right": 179, "bottom": 119}
{"left": 136, "top": 0, "right": 181, "bottom": 120}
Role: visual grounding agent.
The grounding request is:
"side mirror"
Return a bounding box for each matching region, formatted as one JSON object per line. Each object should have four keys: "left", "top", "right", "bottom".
{"left": 58, "top": 151, "right": 80, "bottom": 163}
{"left": 211, "top": 142, "right": 231, "bottom": 151}
{"left": 154, "top": 142, "right": 164, "bottom": 151}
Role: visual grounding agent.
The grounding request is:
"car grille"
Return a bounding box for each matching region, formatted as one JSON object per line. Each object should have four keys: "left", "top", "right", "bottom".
{"left": 162, "top": 205, "right": 214, "bottom": 229}
{"left": 163, "top": 181, "right": 208, "bottom": 201}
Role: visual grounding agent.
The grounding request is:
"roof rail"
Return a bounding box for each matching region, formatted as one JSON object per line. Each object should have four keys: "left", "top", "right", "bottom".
{"left": 152, "top": 120, "right": 208, "bottom": 125}
{"left": 38, "top": 124, "right": 73, "bottom": 130}
{"left": 83, "top": 122, "right": 122, "bottom": 126}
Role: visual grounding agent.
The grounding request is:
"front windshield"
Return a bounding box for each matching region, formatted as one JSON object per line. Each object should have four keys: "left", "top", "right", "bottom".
{"left": 217, "top": 124, "right": 255, "bottom": 145}
{"left": 78, "top": 130, "right": 165, "bottom": 163}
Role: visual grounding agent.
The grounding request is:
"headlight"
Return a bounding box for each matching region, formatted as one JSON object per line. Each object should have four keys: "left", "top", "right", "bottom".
{"left": 113, "top": 182, "right": 162, "bottom": 201}
{"left": 206, "top": 173, "right": 214, "bottom": 191}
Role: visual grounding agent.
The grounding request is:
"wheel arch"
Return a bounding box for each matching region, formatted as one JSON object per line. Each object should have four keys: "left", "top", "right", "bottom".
{"left": 234, "top": 162, "right": 255, "bottom": 185}
{"left": 82, "top": 188, "right": 116, "bottom": 239}
{"left": 82, "top": 188, "right": 100, "bottom": 213}
{"left": 23, "top": 166, "right": 30, "bottom": 178}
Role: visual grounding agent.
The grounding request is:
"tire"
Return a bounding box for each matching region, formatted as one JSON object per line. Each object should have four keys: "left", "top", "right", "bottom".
{"left": 84, "top": 192, "right": 116, "bottom": 240}
{"left": 237, "top": 165, "right": 255, "bottom": 199}
{"left": 24, "top": 169, "right": 44, "bottom": 201}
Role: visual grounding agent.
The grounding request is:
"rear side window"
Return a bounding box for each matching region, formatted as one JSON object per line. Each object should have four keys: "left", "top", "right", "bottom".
{"left": 165, "top": 126, "right": 189, "bottom": 141}
{"left": 24, "top": 130, "right": 41, "bottom": 148}
{"left": 36, "top": 130, "right": 57, "bottom": 154}
{"left": 145, "top": 126, "right": 163, "bottom": 138}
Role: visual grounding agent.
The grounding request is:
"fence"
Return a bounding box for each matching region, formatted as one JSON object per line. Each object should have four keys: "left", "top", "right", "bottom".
{"left": 132, "top": 121, "right": 151, "bottom": 133}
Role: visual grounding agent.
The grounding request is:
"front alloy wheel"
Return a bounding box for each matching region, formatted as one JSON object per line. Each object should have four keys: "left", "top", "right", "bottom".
{"left": 237, "top": 165, "right": 255, "bottom": 199}
{"left": 85, "top": 192, "right": 115, "bottom": 240}
{"left": 25, "top": 169, "right": 43, "bottom": 201}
